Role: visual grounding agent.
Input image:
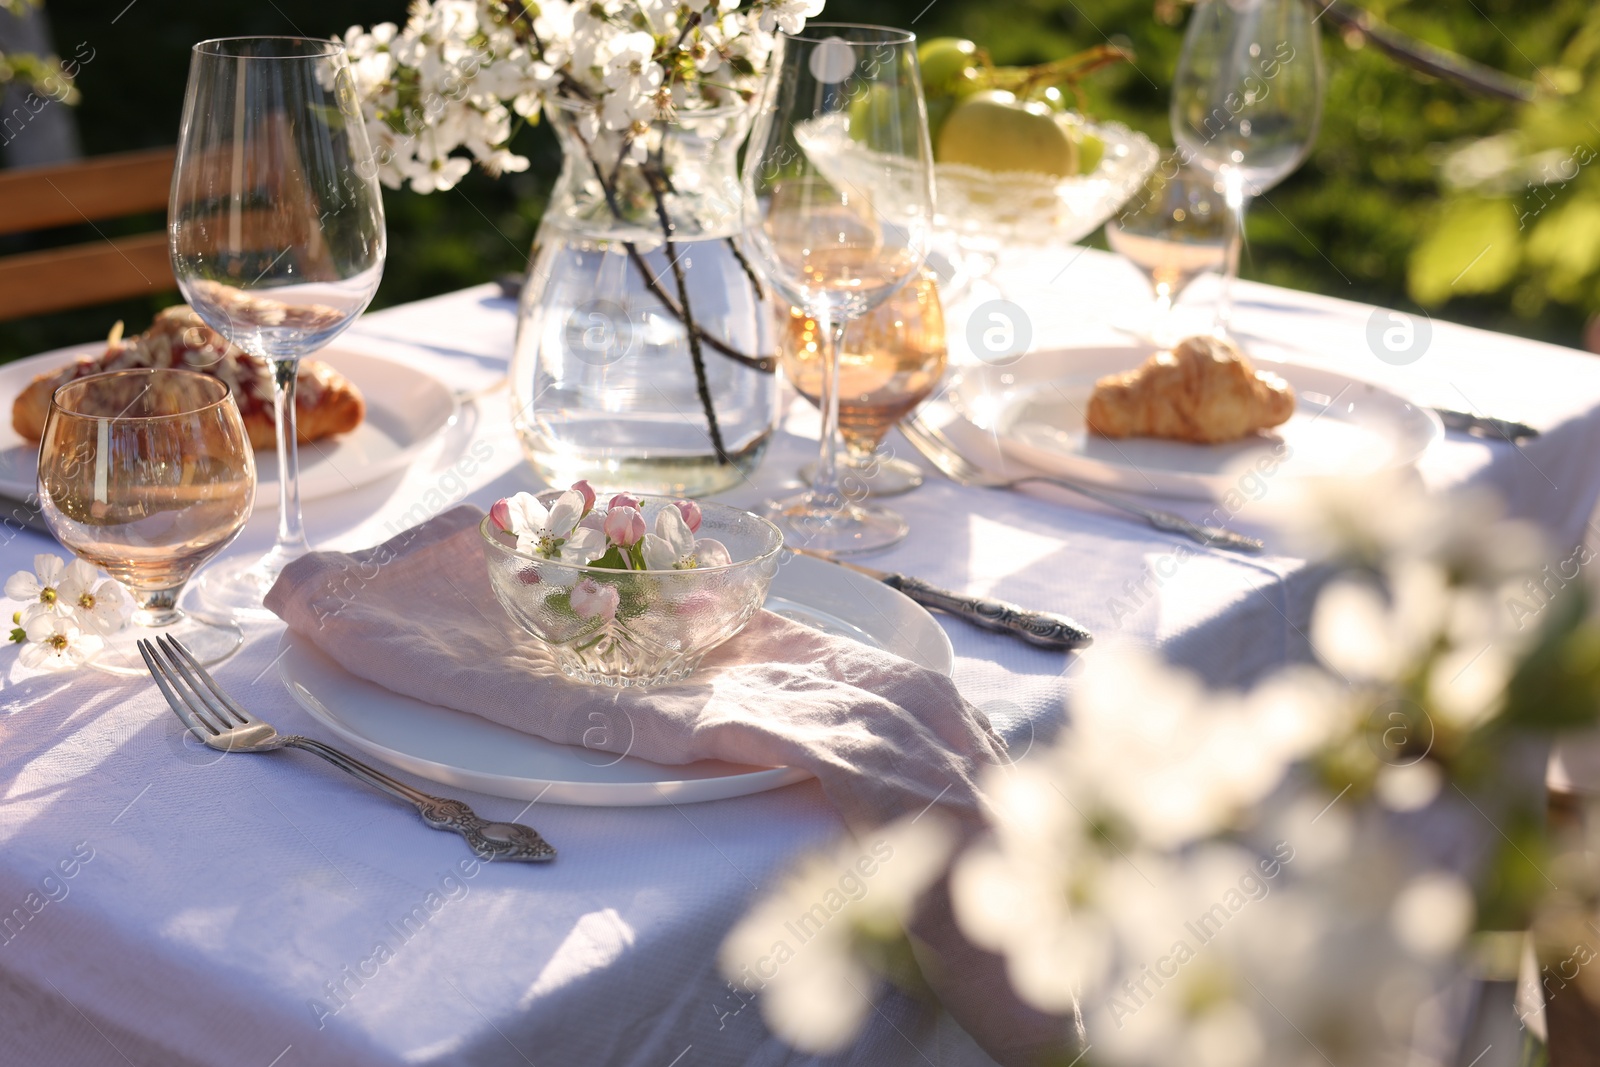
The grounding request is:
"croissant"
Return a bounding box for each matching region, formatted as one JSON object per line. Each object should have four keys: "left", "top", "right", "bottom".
{"left": 1086, "top": 335, "right": 1295, "bottom": 444}
{"left": 12, "top": 306, "right": 364, "bottom": 450}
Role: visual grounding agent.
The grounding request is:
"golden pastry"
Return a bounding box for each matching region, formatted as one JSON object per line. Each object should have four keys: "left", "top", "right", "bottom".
{"left": 1086, "top": 335, "right": 1294, "bottom": 444}
{"left": 12, "top": 306, "right": 364, "bottom": 450}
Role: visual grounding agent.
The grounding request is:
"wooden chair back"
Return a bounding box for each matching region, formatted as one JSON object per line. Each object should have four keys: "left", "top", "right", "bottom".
{"left": 0, "top": 147, "right": 177, "bottom": 321}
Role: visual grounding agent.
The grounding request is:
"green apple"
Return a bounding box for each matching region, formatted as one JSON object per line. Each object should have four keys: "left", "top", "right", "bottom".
{"left": 935, "top": 90, "right": 1080, "bottom": 177}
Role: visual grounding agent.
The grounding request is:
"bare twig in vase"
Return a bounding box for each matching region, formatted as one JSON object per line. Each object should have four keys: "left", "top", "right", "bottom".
{"left": 644, "top": 158, "right": 730, "bottom": 464}
{"left": 724, "top": 236, "right": 768, "bottom": 304}
{"left": 566, "top": 114, "right": 776, "bottom": 374}
{"left": 624, "top": 244, "right": 777, "bottom": 373}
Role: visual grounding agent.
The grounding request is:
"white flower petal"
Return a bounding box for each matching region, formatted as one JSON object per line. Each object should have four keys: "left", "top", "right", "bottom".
{"left": 23, "top": 611, "right": 72, "bottom": 644}
{"left": 640, "top": 534, "right": 678, "bottom": 571}
{"left": 33, "top": 554, "right": 65, "bottom": 585}
{"left": 694, "top": 538, "right": 731, "bottom": 567}
{"left": 654, "top": 505, "right": 695, "bottom": 559}
{"left": 4, "top": 572, "right": 40, "bottom": 600}
{"left": 504, "top": 492, "right": 551, "bottom": 538}
{"left": 561, "top": 527, "right": 608, "bottom": 564}
{"left": 546, "top": 490, "right": 585, "bottom": 538}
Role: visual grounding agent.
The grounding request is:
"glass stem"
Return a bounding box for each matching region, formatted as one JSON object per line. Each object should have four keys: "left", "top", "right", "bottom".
{"left": 810, "top": 311, "right": 848, "bottom": 506}
{"left": 133, "top": 587, "right": 184, "bottom": 629}
{"left": 1215, "top": 168, "right": 1248, "bottom": 339}
{"left": 270, "top": 357, "right": 309, "bottom": 565}
{"left": 1151, "top": 282, "right": 1177, "bottom": 349}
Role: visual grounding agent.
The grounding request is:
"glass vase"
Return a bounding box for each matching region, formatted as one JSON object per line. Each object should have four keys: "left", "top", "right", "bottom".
{"left": 510, "top": 99, "right": 779, "bottom": 497}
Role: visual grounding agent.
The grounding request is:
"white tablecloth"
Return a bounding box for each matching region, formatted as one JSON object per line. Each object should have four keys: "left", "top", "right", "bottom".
{"left": 5, "top": 248, "right": 1600, "bottom": 1067}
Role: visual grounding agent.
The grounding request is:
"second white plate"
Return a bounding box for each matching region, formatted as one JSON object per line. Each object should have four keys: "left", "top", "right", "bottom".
{"left": 950, "top": 344, "right": 1443, "bottom": 500}
{"left": 0, "top": 342, "right": 458, "bottom": 507}
{"left": 276, "top": 553, "right": 955, "bottom": 807}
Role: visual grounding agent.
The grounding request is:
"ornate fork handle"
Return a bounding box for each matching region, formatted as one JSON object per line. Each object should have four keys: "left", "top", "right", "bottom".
{"left": 1016, "top": 476, "right": 1265, "bottom": 553}
{"left": 284, "top": 736, "right": 556, "bottom": 862}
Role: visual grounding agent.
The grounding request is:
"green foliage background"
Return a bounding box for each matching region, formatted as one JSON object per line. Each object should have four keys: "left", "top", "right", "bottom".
{"left": 0, "top": 0, "right": 1588, "bottom": 363}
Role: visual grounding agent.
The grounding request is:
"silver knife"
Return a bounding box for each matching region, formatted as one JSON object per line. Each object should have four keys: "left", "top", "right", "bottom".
{"left": 790, "top": 548, "right": 1093, "bottom": 651}
{"left": 0, "top": 490, "right": 49, "bottom": 535}
{"left": 1431, "top": 407, "right": 1539, "bottom": 441}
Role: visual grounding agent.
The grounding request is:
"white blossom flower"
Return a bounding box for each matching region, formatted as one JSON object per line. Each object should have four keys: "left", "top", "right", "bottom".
{"left": 5, "top": 553, "right": 69, "bottom": 612}
{"left": 1065, "top": 649, "right": 1343, "bottom": 848}
{"left": 596, "top": 33, "right": 663, "bottom": 131}
{"left": 338, "top": 0, "right": 802, "bottom": 195}
{"left": 755, "top": 0, "right": 826, "bottom": 35}
{"left": 718, "top": 477, "right": 1572, "bottom": 1064}
{"left": 491, "top": 490, "right": 606, "bottom": 563}
{"left": 951, "top": 764, "right": 1115, "bottom": 1012}
{"left": 640, "top": 506, "right": 731, "bottom": 570}
{"left": 55, "top": 560, "right": 132, "bottom": 635}
{"left": 18, "top": 606, "right": 101, "bottom": 671}
{"left": 721, "top": 816, "right": 953, "bottom": 1053}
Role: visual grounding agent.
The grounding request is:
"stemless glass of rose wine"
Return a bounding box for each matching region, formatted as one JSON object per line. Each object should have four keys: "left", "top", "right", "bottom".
{"left": 38, "top": 368, "right": 255, "bottom": 673}
{"left": 743, "top": 24, "right": 936, "bottom": 554}
{"left": 170, "top": 37, "right": 385, "bottom": 619}
{"left": 784, "top": 268, "right": 947, "bottom": 497}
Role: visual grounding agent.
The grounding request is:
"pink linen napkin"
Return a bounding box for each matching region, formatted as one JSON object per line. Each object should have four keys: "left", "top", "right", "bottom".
{"left": 265, "top": 505, "right": 1069, "bottom": 1063}
{"left": 264, "top": 505, "right": 1005, "bottom": 825}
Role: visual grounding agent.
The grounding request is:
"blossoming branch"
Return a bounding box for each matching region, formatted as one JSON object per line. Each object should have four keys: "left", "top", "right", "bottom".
{"left": 340, "top": 0, "right": 824, "bottom": 193}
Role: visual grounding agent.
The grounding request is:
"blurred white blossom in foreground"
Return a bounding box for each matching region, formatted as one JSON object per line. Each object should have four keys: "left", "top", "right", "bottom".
{"left": 724, "top": 476, "right": 1597, "bottom": 1063}
{"left": 720, "top": 816, "right": 952, "bottom": 1053}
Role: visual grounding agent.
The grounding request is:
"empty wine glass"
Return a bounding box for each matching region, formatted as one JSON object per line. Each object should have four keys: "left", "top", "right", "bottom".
{"left": 1171, "top": 0, "right": 1323, "bottom": 337}
{"left": 37, "top": 369, "right": 256, "bottom": 672}
{"left": 742, "top": 24, "right": 936, "bottom": 554}
{"left": 1105, "top": 162, "right": 1229, "bottom": 347}
{"left": 170, "top": 37, "right": 386, "bottom": 619}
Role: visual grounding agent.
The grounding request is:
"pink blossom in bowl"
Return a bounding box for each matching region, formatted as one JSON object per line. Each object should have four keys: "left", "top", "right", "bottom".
{"left": 673, "top": 499, "right": 703, "bottom": 533}
{"left": 570, "top": 578, "right": 619, "bottom": 623}
{"left": 604, "top": 505, "right": 646, "bottom": 547}
{"left": 571, "top": 479, "right": 597, "bottom": 514}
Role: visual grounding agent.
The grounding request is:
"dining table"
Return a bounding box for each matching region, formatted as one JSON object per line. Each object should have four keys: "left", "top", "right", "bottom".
{"left": 4, "top": 245, "right": 1600, "bottom": 1067}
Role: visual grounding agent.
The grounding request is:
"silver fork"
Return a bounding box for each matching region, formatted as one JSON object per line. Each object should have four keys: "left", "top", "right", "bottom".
{"left": 139, "top": 635, "right": 555, "bottom": 862}
{"left": 899, "top": 415, "right": 1265, "bottom": 554}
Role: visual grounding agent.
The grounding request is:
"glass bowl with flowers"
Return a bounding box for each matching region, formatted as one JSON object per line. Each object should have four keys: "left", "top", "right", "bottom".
{"left": 480, "top": 482, "right": 784, "bottom": 688}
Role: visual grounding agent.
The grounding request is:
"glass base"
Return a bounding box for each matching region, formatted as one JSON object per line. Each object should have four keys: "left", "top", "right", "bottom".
{"left": 800, "top": 456, "right": 924, "bottom": 498}
{"left": 88, "top": 611, "right": 243, "bottom": 675}
{"left": 762, "top": 491, "right": 908, "bottom": 556}
{"left": 194, "top": 543, "right": 305, "bottom": 622}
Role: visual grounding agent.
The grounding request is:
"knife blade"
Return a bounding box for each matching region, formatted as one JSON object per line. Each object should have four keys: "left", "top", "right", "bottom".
{"left": 0, "top": 490, "right": 50, "bottom": 536}
{"left": 789, "top": 547, "right": 1093, "bottom": 651}
{"left": 1431, "top": 407, "right": 1539, "bottom": 442}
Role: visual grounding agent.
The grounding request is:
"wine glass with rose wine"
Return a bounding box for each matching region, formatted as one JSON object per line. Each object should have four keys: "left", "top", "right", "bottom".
{"left": 38, "top": 369, "right": 256, "bottom": 672}
{"left": 742, "top": 24, "right": 936, "bottom": 553}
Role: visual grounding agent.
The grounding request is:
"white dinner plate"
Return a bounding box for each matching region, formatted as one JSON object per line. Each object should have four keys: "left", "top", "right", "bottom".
{"left": 275, "top": 553, "right": 955, "bottom": 806}
{"left": 949, "top": 344, "right": 1442, "bottom": 500}
{"left": 0, "top": 342, "right": 458, "bottom": 507}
